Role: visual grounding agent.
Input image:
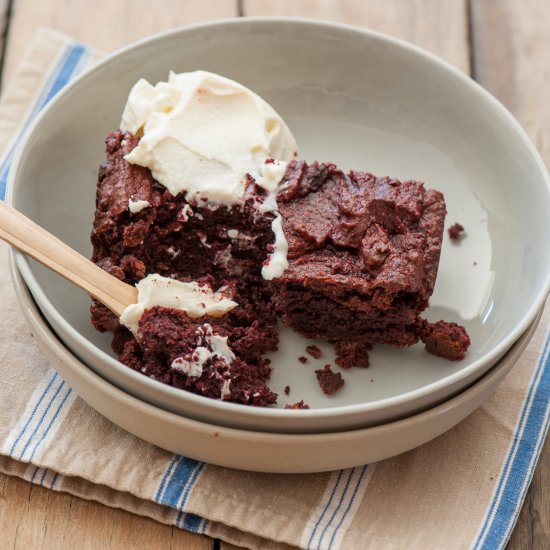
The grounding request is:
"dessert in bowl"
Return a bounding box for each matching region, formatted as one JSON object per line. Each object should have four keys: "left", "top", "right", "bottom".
{"left": 8, "top": 18, "right": 550, "bottom": 433}
{"left": 90, "top": 69, "right": 468, "bottom": 409}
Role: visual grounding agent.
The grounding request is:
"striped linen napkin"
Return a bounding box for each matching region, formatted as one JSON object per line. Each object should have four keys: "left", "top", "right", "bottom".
{"left": 1, "top": 28, "right": 549, "bottom": 550}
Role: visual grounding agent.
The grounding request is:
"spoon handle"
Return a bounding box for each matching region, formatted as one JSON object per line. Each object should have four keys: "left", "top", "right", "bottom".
{"left": 0, "top": 201, "right": 136, "bottom": 317}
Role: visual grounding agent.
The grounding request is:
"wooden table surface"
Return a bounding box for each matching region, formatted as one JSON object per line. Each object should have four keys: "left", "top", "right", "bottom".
{"left": 0, "top": 1, "right": 548, "bottom": 548}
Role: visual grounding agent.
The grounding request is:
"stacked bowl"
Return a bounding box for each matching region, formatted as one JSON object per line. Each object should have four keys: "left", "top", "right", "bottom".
{"left": 7, "top": 19, "right": 550, "bottom": 473}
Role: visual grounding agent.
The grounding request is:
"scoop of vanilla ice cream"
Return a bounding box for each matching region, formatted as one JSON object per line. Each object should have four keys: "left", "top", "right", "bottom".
{"left": 120, "top": 70, "right": 297, "bottom": 204}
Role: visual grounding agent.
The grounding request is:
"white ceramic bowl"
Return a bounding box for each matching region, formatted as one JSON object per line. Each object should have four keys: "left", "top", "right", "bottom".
{"left": 8, "top": 18, "right": 550, "bottom": 433}
{"left": 10, "top": 253, "right": 541, "bottom": 472}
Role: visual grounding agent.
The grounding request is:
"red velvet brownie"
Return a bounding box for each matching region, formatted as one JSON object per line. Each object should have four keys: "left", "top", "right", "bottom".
{"left": 418, "top": 320, "right": 470, "bottom": 361}
{"left": 90, "top": 131, "right": 469, "bottom": 407}
{"left": 448, "top": 222, "right": 466, "bottom": 241}
{"left": 118, "top": 306, "right": 277, "bottom": 405}
{"left": 91, "top": 131, "right": 279, "bottom": 405}
{"left": 273, "top": 160, "right": 451, "bottom": 359}
{"left": 315, "top": 365, "right": 345, "bottom": 395}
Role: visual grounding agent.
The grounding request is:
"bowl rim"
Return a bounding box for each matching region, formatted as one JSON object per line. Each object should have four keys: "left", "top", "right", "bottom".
{"left": 7, "top": 16, "right": 550, "bottom": 421}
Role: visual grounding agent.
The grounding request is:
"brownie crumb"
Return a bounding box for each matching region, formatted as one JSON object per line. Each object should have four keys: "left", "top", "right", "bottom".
{"left": 285, "top": 400, "right": 310, "bottom": 410}
{"left": 284, "top": 385, "right": 290, "bottom": 395}
{"left": 418, "top": 320, "right": 471, "bottom": 361}
{"left": 315, "top": 365, "right": 345, "bottom": 395}
{"left": 306, "top": 345, "right": 322, "bottom": 359}
{"left": 298, "top": 356, "right": 308, "bottom": 364}
{"left": 334, "top": 340, "right": 371, "bottom": 369}
{"left": 448, "top": 223, "right": 465, "bottom": 241}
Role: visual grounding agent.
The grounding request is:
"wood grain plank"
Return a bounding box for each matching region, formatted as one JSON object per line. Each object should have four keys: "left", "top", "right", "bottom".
{"left": 470, "top": 0, "right": 550, "bottom": 170}
{"left": 507, "top": 435, "right": 550, "bottom": 550}
{"left": 244, "top": 0, "right": 470, "bottom": 72}
{"left": 0, "top": 472, "right": 213, "bottom": 550}
{"left": 2, "top": 0, "right": 237, "bottom": 83}
{"left": 469, "top": 2, "right": 550, "bottom": 548}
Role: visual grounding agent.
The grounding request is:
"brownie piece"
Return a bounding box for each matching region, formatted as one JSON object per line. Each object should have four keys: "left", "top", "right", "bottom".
{"left": 284, "top": 400, "right": 310, "bottom": 410}
{"left": 448, "top": 222, "right": 465, "bottom": 241}
{"left": 91, "top": 132, "right": 277, "bottom": 291}
{"left": 315, "top": 365, "right": 345, "bottom": 395}
{"left": 305, "top": 345, "right": 322, "bottom": 359}
{"left": 272, "top": 160, "right": 447, "bottom": 350}
{"left": 92, "top": 131, "right": 277, "bottom": 288}
{"left": 334, "top": 340, "right": 371, "bottom": 369}
{"left": 119, "top": 306, "right": 277, "bottom": 405}
{"left": 418, "top": 320, "right": 471, "bottom": 361}
{"left": 90, "top": 131, "right": 280, "bottom": 405}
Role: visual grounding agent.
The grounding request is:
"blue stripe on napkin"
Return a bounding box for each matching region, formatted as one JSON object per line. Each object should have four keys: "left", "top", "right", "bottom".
{"left": 0, "top": 41, "right": 88, "bottom": 200}
{"left": 8, "top": 371, "right": 59, "bottom": 456}
{"left": 475, "top": 333, "right": 550, "bottom": 550}
{"left": 316, "top": 470, "right": 355, "bottom": 550}
{"left": 306, "top": 466, "right": 370, "bottom": 550}
{"left": 11, "top": 372, "right": 73, "bottom": 463}
{"left": 30, "top": 465, "right": 58, "bottom": 489}
{"left": 154, "top": 455, "right": 208, "bottom": 533}
{"left": 327, "top": 466, "right": 368, "bottom": 549}
{"left": 17, "top": 376, "right": 67, "bottom": 459}
{"left": 7, "top": 370, "right": 74, "bottom": 463}
{"left": 28, "top": 386, "right": 73, "bottom": 462}
{"left": 306, "top": 470, "right": 344, "bottom": 549}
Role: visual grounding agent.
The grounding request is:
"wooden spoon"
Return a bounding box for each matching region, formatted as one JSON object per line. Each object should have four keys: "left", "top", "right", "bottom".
{"left": 0, "top": 200, "right": 137, "bottom": 316}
